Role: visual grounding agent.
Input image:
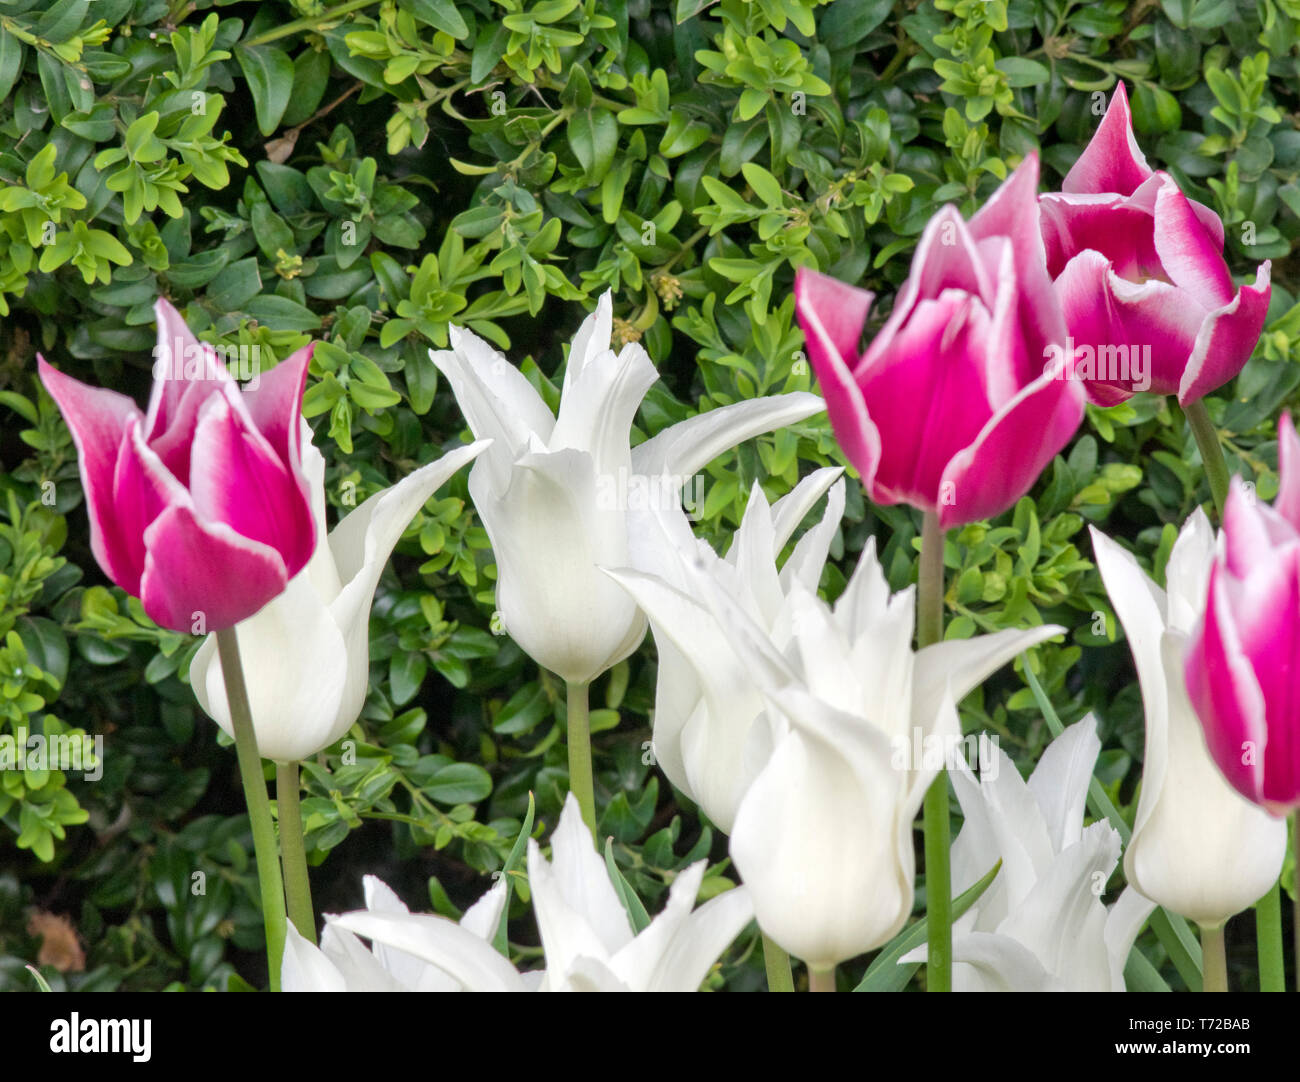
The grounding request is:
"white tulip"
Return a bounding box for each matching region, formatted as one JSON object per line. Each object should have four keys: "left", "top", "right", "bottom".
{"left": 1090, "top": 515, "right": 1287, "bottom": 927}
{"left": 527, "top": 793, "right": 754, "bottom": 991}
{"left": 282, "top": 875, "right": 520, "bottom": 992}
{"left": 679, "top": 534, "right": 1064, "bottom": 970}
{"left": 283, "top": 794, "right": 753, "bottom": 992}
{"left": 429, "top": 291, "right": 824, "bottom": 684}
{"left": 903, "top": 716, "right": 1156, "bottom": 991}
{"left": 191, "top": 433, "right": 490, "bottom": 762}
{"left": 603, "top": 466, "right": 846, "bottom": 832}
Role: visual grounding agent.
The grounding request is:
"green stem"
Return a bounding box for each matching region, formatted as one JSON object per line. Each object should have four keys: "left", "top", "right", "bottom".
{"left": 917, "top": 510, "right": 951, "bottom": 992}
{"left": 1184, "top": 398, "right": 1230, "bottom": 521}
{"left": 762, "top": 934, "right": 795, "bottom": 993}
{"left": 216, "top": 629, "right": 287, "bottom": 992}
{"left": 276, "top": 761, "right": 316, "bottom": 945}
{"left": 808, "top": 965, "right": 836, "bottom": 993}
{"left": 1257, "top": 878, "right": 1285, "bottom": 992}
{"left": 243, "top": 0, "right": 381, "bottom": 46}
{"left": 1200, "top": 923, "right": 1227, "bottom": 992}
{"left": 565, "top": 680, "right": 597, "bottom": 838}
{"left": 1253, "top": 873, "right": 1284, "bottom": 993}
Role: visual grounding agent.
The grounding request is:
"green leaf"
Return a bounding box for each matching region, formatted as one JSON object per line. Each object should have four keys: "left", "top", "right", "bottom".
{"left": 492, "top": 792, "right": 535, "bottom": 955}
{"left": 401, "top": 0, "right": 469, "bottom": 37}
{"left": 236, "top": 43, "right": 295, "bottom": 136}
{"left": 603, "top": 837, "right": 652, "bottom": 933}
{"left": 568, "top": 107, "right": 618, "bottom": 180}
{"left": 425, "top": 762, "right": 493, "bottom": 804}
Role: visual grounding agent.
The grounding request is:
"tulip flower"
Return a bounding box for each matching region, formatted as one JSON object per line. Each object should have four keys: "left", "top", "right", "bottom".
{"left": 1091, "top": 515, "right": 1286, "bottom": 926}
{"left": 188, "top": 436, "right": 489, "bottom": 763}
{"left": 37, "top": 299, "right": 317, "bottom": 632}
{"left": 287, "top": 795, "right": 755, "bottom": 992}
{"left": 903, "top": 717, "right": 1156, "bottom": 991}
{"left": 282, "top": 875, "right": 515, "bottom": 992}
{"left": 794, "top": 155, "right": 1083, "bottom": 529}
{"left": 430, "top": 291, "right": 824, "bottom": 685}
{"left": 525, "top": 794, "right": 754, "bottom": 991}
{"left": 1039, "top": 82, "right": 1271, "bottom": 406}
{"left": 680, "top": 534, "right": 1063, "bottom": 970}
{"left": 602, "top": 466, "right": 846, "bottom": 832}
{"left": 1184, "top": 414, "right": 1300, "bottom": 814}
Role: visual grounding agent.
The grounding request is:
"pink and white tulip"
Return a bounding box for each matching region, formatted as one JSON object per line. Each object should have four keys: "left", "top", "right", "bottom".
{"left": 1039, "top": 82, "right": 1271, "bottom": 406}
{"left": 38, "top": 299, "right": 316, "bottom": 632}
{"left": 1183, "top": 414, "right": 1300, "bottom": 814}
{"left": 795, "top": 156, "right": 1083, "bottom": 528}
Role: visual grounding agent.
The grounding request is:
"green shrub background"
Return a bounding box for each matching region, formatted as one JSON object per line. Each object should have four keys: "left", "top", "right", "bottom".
{"left": 0, "top": 0, "right": 1297, "bottom": 991}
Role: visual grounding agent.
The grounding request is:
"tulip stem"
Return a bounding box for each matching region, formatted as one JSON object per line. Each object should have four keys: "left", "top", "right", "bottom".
{"left": 276, "top": 761, "right": 316, "bottom": 945}
{"left": 1256, "top": 879, "right": 1284, "bottom": 992}
{"left": 1183, "top": 398, "right": 1229, "bottom": 520}
{"left": 565, "top": 680, "right": 597, "bottom": 838}
{"left": 217, "top": 629, "right": 288, "bottom": 992}
{"left": 762, "top": 934, "right": 795, "bottom": 993}
{"left": 917, "top": 510, "right": 952, "bottom": 993}
{"left": 1200, "top": 923, "right": 1227, "bottom": 992}
{"left": 808, "top": 965, "right": 836, "bottom": 993}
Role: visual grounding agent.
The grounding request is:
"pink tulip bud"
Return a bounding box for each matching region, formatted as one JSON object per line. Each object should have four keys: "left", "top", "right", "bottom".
{"left": 38, "top": 298, "right": 317, "bottom": 632}
{"left": 795, "top": 155, "right": 1084, "bottom": 528}
{"left": 1039, "top": 82, "right": 1271, "bottom": 406}
{"left": 1184, "top": 413, "right": 1300, "bottom": 814}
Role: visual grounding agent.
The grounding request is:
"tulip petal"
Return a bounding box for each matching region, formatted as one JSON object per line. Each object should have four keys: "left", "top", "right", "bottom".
{"left": 1061, "top": 82, "right": 1153, "bottom": 197}
{"left": 138, "top": 503, "right": 289, "bottom": 631}
{"left": 1104, "top": 887, "right": 1157, "bottom": 991}
{"left": 1176, "top": 261, "right": 1271, "bottom": 405}
{"left": 1184, "top": 559, "right": 1271, "bottom": 804}
{"left": 431, "top": 329, "right": 554, "bottom": 495}
{"left": 1025, "top": 712, "right": 1102, "bottom": 854}
{"left": 1151, "top": 180, "right": 1235, "bottom": 310}
{"left": 939, "top": 365, "right": 1084, "bottom": 528}
{"left": 792, "top": 267, "right": 874, "bottom": 371}
{"left": 630, "top": 391, "right": 825, "bottom": 483}
{"left": 903, "top": 930, "right": 1058, "bottom": 992}
{"left": 562, "top": 291, "right": 616, "bottom": 398}
{"left": 238, "top": 342, "right": 314, "bottom": 480}
{"left": 779, "top": 476, "right": 845, "bottom": 595}
{"left": 1128, "top": 632, "right": 1286, "bottom": 924}
{"left": 483, "top": 445, "right": 643, "bottom": 683}
{"left": 911, "top": 624, "right": 1064, "bottom": 745}
{"left": 189, "top": 571, "right": 350, "bottom": 761}
{"left": 550, "top": 337, "right": 657, "bottom": 477}
{"left": 37, "top": 358, "right": 144, "bottom": 591}
{"left": 1272, "top": 413, "right": 1300, "bottom": 533}
{"left": 281, "top": 924, "right": 348, "bottom": 992}
{"left": 188, "top": 387, "right": 316, "bottom": 579}
{"left": 329, "top": 911, "right": 526, "bottom": 992}
{"left": 538, "top": 795, "right": 634, "bottom": 956}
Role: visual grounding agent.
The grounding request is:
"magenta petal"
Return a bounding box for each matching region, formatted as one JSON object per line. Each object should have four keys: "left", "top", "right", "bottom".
{"left": 1273, "top": 413, "right": 1300, "bottom": 532}
{"left": 1221, "top": 478, "right": 1299, "bottom": 579}
{"left": 1053, "top": 251, "right": 1205, "bottom": 401}
{"left": 1227, "top": 548, "right": 1300, "bottom": 809}
{"left": 857, "top": 292, "right": 996, "bottom": 509}
{"left": 144, "top": 299, "right": 233, "bottom": 470}
{"left": 1151, "top": 180, "right": 1234, "bottom": 310}
{"left": 139, "top": 505, "right": 289, "bottom": 631}
{"left": 108, "top": 419, "right": 190, "bottom": 595}
{"left": 1176, "top": 261, "right": 1271, "bottom": 405}
{"left": 37, "top": 357, "right": 144, "bottom": 590}
{"left": 1037, "top": 193, "right": 1162, "bottom": 281}
{"left": 793, "top": 267, "right": 873, "bottom": 371}
{"left": 1185, "top": 560, "right": 1270, "bottom": 805}
{"left": 939, "top": 365, "right": 1084, "bottom": 528}
{"left": 239, "top": 342, "right": 314, "bottom": 475}
{"left": 1061, "top": 82, "right": 1153, "bottom": 197}
{"left": 187, "top": 389, "right": 316, "bottom": 577}
{"left": 873, "top": 207, "right": 992, "bottom": 353}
